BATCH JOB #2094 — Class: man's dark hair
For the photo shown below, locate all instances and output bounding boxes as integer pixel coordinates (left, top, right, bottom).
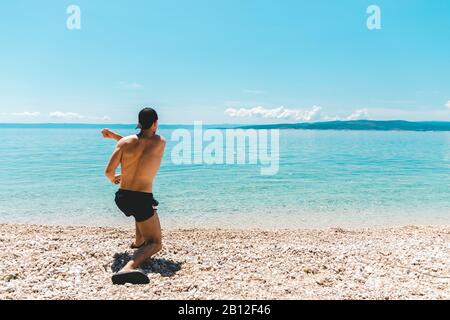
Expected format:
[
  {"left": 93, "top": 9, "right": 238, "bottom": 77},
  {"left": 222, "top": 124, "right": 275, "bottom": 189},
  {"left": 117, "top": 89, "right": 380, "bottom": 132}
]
[{"left": 137, "top": 107, "right": 158, "bottom": 130}]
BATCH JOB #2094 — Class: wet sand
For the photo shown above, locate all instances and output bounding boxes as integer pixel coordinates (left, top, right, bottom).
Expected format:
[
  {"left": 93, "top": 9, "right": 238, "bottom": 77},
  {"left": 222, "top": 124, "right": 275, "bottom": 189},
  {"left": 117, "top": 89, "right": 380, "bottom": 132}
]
[{"left": 0, "top": 224, "right": 449, "bottom": 300}]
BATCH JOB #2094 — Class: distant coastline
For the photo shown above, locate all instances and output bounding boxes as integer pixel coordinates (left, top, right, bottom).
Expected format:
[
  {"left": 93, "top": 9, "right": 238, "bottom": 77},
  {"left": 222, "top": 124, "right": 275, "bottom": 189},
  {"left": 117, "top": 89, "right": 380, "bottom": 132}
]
[
  {"left": 237, "top": 120, "right": 450, "bottom": 132},
  {"left": 3, "top": 120, "right": 450, "bottom": 131}
]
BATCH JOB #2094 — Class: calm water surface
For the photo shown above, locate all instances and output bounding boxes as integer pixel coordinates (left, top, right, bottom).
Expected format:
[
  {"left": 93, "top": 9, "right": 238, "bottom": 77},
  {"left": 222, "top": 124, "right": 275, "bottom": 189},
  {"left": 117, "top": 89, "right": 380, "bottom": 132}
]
[{"left": 1, "top": 125, "right": 450, "bottom": 229}]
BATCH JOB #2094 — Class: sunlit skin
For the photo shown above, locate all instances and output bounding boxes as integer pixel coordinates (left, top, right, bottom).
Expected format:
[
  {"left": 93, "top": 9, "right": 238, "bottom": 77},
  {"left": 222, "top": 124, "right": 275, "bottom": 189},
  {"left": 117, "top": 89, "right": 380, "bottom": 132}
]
[{"left": 103, "top": 124, "right": 166, "bottom": 272}]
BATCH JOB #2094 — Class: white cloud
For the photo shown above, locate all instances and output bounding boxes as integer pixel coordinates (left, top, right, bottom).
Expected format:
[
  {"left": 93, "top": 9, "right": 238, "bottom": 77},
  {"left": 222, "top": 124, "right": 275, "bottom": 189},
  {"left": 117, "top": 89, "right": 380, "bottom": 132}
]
[
  {"left": 11, "top": 111, "right": 41, "bottom": 117},
  {"left": 225, "top": 106, "right": 323, "bottom": 121},
  {"left": 445, "top": 101, "right": 450, "bottom": 109},
  {"left": 345, "top": 109, "right": 369, "bottom": 120},
  {"left": 49, "top": 111, "right": 110, "bottom": 121},
  {"left": 225, "top": 106, "right": 370, "bottom": 122},
  {"left": 49, "top": 112, "right": 84, "bottom": 119}
]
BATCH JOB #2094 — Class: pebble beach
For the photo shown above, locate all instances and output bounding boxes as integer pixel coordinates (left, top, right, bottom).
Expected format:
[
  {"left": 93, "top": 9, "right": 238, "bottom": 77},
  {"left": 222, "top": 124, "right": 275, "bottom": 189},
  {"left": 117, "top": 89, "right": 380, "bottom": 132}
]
[{"left": 0, "top": 224, "right": 449, "bottom": 300}]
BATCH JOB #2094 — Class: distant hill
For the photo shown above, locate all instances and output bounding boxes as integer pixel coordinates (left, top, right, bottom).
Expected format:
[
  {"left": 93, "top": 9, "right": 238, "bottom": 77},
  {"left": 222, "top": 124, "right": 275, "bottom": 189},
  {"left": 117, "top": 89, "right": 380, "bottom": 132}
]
[{"left": 236, "top": 120, "right": 450, "bottom": 131}]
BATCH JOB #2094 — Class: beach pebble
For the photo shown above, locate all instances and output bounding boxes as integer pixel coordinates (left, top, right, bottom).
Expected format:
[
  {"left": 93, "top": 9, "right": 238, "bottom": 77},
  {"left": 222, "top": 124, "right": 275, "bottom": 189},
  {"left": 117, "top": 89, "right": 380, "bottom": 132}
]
[{"left": 0, "top": 224, "right": 449, "bottom": 299}]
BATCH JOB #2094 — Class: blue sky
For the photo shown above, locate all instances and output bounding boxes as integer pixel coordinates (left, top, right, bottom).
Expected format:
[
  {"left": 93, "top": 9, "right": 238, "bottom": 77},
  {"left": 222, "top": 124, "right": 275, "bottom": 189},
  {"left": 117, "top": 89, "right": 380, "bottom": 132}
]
[{"left": 0, "top": 0, "right": 449, "bottom": 124}]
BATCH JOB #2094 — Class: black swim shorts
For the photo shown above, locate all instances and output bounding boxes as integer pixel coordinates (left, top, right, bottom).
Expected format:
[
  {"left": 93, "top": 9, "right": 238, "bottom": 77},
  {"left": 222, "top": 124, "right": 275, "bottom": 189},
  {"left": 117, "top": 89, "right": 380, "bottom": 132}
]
[{"left": 115, "top": 189, "right": 159, "bottom": 222}]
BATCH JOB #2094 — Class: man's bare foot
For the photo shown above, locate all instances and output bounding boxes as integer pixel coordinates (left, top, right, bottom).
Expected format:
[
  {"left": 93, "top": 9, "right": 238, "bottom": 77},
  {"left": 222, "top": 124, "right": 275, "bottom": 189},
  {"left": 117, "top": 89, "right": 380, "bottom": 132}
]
[{"left": 120, "top": 260, "right": 139, "bottom": 273}]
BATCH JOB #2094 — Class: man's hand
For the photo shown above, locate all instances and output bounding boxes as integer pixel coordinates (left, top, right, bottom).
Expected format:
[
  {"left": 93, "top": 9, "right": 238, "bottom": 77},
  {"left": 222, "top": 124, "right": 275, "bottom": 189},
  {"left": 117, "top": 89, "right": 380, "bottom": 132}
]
[
  {"left": 112, "top": 175, "right": 121, "bottom": 185},
  {"left": 102, "top": 129, "right": 124, "bottom": 141},
  {"left": 101, "top": 128, "right": 116, "bottom": 139}
]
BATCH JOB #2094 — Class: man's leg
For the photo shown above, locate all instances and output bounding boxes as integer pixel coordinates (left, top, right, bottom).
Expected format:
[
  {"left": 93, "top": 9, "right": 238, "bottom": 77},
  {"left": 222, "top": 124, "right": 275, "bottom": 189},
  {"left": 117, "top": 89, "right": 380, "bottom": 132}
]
[
  {"left": 133, "top": 221, "right": 144, "bottom": 247},
  {"left": 120, "top": 213, "right": 162, "bottom": 272}
]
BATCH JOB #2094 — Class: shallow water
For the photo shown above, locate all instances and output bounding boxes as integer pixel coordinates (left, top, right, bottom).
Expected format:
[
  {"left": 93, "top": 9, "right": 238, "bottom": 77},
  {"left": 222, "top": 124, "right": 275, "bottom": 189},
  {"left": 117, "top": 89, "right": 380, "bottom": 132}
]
[{"left": 1, "top": 125, "right": 450, "bottom": 229}]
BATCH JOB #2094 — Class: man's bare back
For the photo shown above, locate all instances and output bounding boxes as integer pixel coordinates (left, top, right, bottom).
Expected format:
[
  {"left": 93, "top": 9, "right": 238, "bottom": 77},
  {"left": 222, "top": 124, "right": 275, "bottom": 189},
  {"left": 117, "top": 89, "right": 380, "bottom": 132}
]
[{"left": 117, "top": 133, "right": 165, "bottom": 193}]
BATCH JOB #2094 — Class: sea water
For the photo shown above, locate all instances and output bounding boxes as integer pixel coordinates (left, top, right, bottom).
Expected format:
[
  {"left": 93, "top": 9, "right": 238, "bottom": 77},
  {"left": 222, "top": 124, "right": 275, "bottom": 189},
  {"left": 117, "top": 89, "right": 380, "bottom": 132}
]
[{"left": 1, "top": 124, "right": 449, "bottom": 229}]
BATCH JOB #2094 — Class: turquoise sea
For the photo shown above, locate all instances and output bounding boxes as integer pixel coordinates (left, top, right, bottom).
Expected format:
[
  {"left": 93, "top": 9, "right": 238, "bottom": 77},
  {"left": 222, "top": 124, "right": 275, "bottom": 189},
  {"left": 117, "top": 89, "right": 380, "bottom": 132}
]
[{"left": 1, "top": 124, "right": 450, "bottom": 229}]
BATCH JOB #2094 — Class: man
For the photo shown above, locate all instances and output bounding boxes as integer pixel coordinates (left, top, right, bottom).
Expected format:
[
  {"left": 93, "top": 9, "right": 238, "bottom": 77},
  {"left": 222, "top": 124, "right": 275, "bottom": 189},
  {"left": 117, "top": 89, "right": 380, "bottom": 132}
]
[{"left": 103, "top": 107, "right": 166, "bottom": 285}]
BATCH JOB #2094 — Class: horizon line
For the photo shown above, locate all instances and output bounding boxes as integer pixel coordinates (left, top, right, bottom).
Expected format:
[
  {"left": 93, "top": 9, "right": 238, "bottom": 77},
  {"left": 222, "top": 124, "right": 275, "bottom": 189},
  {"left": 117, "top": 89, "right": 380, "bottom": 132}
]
[{"left": 2, "top": 119, "right": 450, "bottom": 126}]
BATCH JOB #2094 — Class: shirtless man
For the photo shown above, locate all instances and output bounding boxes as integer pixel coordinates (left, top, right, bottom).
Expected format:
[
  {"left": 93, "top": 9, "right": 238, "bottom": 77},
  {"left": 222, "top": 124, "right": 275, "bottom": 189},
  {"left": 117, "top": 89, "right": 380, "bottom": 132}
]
[{"left": 102, "top": 107, "right": 166, "bottom": 285}]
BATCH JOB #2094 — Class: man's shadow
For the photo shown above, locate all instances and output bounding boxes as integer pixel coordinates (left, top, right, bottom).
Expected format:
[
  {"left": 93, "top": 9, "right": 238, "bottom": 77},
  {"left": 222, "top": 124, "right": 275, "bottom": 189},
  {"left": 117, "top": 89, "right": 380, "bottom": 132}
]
[{"left": 111, "top": 252, "right": 183, "bottom": 277}]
